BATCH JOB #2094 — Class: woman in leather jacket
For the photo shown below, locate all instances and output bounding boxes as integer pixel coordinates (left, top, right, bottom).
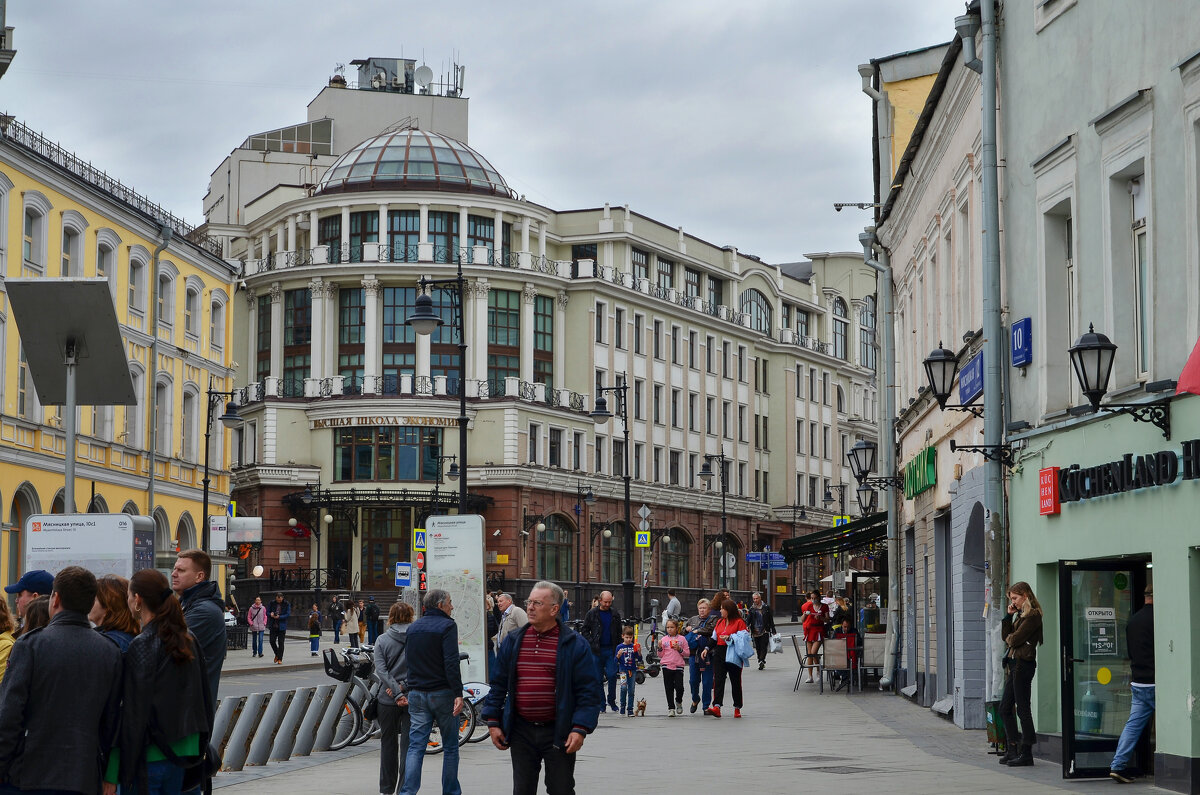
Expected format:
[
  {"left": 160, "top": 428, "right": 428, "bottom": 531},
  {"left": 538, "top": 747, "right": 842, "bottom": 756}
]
[
  {"left": 104, "top": 568, "right": 212, "bottom": 795},
  {"left": 997, "top": 581, "right": 1043, "bottom": 767}
]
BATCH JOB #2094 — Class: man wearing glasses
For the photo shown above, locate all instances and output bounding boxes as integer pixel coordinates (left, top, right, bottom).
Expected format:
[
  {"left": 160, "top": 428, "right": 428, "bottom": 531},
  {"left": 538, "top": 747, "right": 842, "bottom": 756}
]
[{"left": 482, "top": 582, "right": 603, "bottom": 795}]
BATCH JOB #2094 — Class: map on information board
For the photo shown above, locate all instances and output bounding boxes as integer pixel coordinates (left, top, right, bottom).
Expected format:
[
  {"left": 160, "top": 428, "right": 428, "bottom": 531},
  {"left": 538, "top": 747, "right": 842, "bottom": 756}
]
[{"left": 425, "top": 515, "right": 487, "bottom": 683}]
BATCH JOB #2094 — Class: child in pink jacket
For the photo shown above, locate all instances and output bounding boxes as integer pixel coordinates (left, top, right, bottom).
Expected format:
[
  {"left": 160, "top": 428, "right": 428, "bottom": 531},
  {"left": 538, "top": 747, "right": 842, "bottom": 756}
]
[{"left": 659, "top": 619, "right": 691, "bottom": 716}]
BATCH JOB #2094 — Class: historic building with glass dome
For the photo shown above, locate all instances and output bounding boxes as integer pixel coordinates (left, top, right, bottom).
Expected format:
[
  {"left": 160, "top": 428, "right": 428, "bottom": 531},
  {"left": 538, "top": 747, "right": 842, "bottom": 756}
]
[{"left": 198, "top": 57, "right": 880, "bottom": 611}]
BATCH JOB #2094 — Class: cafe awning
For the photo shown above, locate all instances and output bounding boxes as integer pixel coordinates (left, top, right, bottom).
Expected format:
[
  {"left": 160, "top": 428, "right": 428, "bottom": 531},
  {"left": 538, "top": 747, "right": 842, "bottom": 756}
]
[{"left": 780, "top": 512, "right": 888, "bottom": 562}]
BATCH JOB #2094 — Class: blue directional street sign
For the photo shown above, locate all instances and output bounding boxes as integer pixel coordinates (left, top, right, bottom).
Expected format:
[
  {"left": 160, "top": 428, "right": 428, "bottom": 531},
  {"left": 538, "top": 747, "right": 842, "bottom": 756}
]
[
  {"left": 412, "top": 530, "right": 427, "bottom": 552},
  {"left": 767, "top": 553, "right": 786, "bottom": 561},
  {"left": 745, "top": 552, "right": 765, "bottom": 562},
  {"left": 395, "top": 562, "right": 412, "bottom": 587},
  {"left": 765, "top": 561, "right": 790, "bottom": 570}
]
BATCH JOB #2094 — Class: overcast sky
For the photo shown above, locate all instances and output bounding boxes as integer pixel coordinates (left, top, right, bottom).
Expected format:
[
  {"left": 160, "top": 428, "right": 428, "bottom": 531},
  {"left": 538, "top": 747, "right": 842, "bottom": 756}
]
[{"left": 3, "top": 1, "right": 965, "bottom": 264}]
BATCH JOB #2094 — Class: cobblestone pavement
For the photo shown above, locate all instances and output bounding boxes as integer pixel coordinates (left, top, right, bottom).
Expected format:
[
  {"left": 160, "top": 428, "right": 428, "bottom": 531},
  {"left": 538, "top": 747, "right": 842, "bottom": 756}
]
[{"left": 213, "top": 630, "right": 1159, "bottom": 794}]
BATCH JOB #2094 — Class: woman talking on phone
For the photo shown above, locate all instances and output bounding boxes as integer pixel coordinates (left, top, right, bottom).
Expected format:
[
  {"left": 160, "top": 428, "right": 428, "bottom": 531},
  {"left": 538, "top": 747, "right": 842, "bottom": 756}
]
[
  {"left": 799, "top": 590, "right": 826, "bottom": 684},
  {"left": 998, "top": 581, "right": 1043, "bottom": 767}
]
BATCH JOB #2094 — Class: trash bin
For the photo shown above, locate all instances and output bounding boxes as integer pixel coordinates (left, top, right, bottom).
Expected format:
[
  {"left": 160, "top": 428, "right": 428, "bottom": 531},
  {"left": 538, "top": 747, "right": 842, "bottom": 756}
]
[
  {"left": 985, "top": 700, "right": 1006, "bottom": 749},
  {"left": 226, "top": 625, "right": 248, "bottom": 651}
]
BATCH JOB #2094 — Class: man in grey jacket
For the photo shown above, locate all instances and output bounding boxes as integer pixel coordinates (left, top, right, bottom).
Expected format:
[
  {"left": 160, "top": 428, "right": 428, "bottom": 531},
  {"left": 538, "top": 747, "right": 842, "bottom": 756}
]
[
  {"left": 0, "top": 565, "right": 122, "bottom": 795},
  {"left": 494, "top": 593, "right": 527, "bottom": 647}
]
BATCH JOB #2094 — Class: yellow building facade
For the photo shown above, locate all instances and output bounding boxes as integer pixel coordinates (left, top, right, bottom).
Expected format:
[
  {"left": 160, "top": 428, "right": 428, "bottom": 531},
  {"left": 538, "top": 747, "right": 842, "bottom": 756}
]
[{"left": 0, "top": 117, "right": 238, "bottom": 584}]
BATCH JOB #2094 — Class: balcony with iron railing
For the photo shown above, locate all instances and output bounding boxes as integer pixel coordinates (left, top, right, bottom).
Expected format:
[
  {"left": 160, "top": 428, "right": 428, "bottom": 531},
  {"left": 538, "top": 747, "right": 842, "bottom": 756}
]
[{"left": 233, "top": 373, "right": 590, "bottom": 414}]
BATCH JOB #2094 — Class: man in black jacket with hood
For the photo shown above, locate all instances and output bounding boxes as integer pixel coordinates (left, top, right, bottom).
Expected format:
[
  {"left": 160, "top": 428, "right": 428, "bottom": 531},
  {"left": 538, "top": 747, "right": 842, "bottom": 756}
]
[
  {"left": 1110, "top": 584, "right": 1154, "bottom": 783},
  {"left": 172, "top": 549, "right": 226, "bottom": 712}
]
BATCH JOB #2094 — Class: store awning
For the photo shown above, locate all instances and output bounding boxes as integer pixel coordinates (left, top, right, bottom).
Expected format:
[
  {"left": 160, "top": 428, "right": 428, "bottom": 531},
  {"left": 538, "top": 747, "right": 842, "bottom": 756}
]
[{"left": 780, "top": 512, "right": 888, "bottom": 562}]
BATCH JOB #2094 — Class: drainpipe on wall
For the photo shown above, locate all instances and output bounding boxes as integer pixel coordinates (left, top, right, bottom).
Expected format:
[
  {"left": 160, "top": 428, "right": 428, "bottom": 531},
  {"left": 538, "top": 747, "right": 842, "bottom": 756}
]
[
  {"left": 146, "top": 224, "right": 172, "bottom": 520},
  {"left": 958, "top": 2, "right": 1007, "bottom": 701},
  {"left": 861, "top": 229, "right": 900, "bottom": 689}
]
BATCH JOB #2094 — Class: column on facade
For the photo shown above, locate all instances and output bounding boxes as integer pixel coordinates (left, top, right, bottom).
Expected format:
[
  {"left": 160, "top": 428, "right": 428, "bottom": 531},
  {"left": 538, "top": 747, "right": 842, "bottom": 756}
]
[
  {"left": 520, "top": 216, "right": 530, "bottom": 255},
  {"left": 309, "top": 278, "right": 325, "bottom": 381},
  {"left": 493, "top": 209, "right": 503, "bottom": 264},
  {"left": 324, "top": 283, "right": 337, "bottom": 383},
  {"left": 340, "top": 206, "right": 351, "bottom": 259},
  {"left": 459, "top": 206, "right": 470, "bottom": 262},
  {"left": 269, "top": 282, "right": 283, "bottom": 378},
  {"left": 822, "top": 288, "right": 837, "bottom": 345},
  {"left": 275, "top": 223, "right": 285, "bottom": 260},
  {"left": 246, "top": 290, "right": 258, "bottom": 382},
  {"left": 286, "top": 215, "right": 297, "bottom": 254},
  {"left": 308, "top": 210, "right": 319, "bottom": 254},
  {"left": 261, "top": 231, "right": 270, "bottom": 266},
  {"left": 377, "top": 203, "right": 389, "bottom": 259},
  {"left": 520, "top": 283, "right": 536, "bottom": 382},
  {"left": 473, "top": 280, "right": 490, "bottom": 385},
  {"left": 554, "top": 290, "right": 568, "bottom": 387},
  {"left": 537, "top": 221, "right": 546, "bottom": 258},
  {"left": 418, "top": 203, "right": 430, "bottom": 261},
  {"left": 363, "top": 277, "right": 380, "bottom": 392}
]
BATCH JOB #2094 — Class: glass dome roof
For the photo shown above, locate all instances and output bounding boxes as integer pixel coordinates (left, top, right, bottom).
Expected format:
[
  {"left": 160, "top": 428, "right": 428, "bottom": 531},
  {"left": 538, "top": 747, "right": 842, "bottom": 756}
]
[{"left": 316, "top": 129, "right": 514, "bottom": 198}]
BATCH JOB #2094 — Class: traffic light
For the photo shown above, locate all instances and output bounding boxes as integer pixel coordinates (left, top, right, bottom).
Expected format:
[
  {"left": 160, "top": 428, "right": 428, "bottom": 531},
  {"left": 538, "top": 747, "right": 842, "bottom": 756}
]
[{"left": 418, "top": 570, "right": 428, "bottom": 592}]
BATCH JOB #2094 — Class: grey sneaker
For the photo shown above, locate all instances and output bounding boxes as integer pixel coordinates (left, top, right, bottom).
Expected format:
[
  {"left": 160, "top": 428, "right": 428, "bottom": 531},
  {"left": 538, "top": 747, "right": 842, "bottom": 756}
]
[{"left": 1109, "top": 770, "right": 1135, "bottom": 784}]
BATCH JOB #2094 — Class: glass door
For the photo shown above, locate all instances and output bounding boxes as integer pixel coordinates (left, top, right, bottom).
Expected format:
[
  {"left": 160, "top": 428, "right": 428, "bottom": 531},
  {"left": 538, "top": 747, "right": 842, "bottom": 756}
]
[
  {"left": 1058, "top": 560, "right": 1146, "bottom": 778},
  {"left": 362, "top": 508, "right": 411, "bottom": 590}
]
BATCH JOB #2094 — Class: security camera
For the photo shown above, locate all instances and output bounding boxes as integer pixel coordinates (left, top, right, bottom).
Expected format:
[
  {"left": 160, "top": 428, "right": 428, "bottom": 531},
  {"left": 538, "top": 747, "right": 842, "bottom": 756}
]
[
  {"left": 492, "top": 529, "right": 501, "bottom": 537},
  {"left": 834, "top": 205, "right": 843, "bottom": 212}
]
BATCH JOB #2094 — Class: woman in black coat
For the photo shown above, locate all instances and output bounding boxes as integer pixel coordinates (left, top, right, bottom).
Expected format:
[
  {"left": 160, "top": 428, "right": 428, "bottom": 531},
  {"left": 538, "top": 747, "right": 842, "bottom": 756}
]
[{"left": 997, "top": 581, "right": 1044, "bottom": 767}]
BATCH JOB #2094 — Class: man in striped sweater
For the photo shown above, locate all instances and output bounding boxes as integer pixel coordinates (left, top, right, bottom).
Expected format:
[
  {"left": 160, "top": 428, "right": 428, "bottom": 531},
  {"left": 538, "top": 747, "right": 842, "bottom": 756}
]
[{"left": 482, "top": 581, "right": 603, "bottom": 794}]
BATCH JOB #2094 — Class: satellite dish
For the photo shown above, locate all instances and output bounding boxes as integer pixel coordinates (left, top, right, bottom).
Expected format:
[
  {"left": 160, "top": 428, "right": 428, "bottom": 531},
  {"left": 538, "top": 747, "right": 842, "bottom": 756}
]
[
  {"left": 414, "top": 65, "right": 433, "bottom": 88},
  {"left": 371, "top": 73, "right": 385, "bottom": 89}
]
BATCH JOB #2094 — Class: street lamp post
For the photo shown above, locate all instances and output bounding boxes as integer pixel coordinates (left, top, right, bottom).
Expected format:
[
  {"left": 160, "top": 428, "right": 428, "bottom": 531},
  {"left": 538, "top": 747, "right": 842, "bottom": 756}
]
[
  {"left": 698, "top": 451, "right": 730, "bottom": 590},
  {"left": 790, "top": 501, "right": 806, "bottom": 621},
  {"left": 590, "top": 374, "right": 634, "bottom": 619},
  {"left": 201, "top": 376, "right": 242, "bottom": 552},
  {"left": 573, "top": 482, "right": 596, "bottom": 611},
  {"left": 406, "top": 263, "right": 469, "bottom": 512}
]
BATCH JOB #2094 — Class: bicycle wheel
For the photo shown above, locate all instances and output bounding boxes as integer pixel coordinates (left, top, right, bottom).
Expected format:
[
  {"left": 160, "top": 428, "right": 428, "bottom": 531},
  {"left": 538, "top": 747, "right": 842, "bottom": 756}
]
[
  {"left": 329, "top": 696, "right": 363, "bottom": 751},
  {"left": 465, "top": 701, "right": 488, "bottom": 743},
  {"left": 423, "top": 702, "right": 477, "bottom": 754}
]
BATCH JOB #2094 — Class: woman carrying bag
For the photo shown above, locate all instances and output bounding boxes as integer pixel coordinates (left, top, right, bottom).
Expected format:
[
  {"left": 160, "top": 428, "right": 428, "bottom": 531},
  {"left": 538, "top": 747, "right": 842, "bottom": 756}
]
[
  {"left": 105, "top": 568, "right": 213, "bottom": 795},
  {"left": 374, "top": 601, "right": 415, "bottom": 795},
  {"left": 998, "top": 581, "right": 1043, "bottom": 767}
]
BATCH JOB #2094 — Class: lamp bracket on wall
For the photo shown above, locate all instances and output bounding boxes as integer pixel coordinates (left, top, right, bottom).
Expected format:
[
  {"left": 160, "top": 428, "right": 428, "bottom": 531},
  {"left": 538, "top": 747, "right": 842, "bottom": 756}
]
[{"left": 949, "top": 439, "right": 1015, "bottom": 467}]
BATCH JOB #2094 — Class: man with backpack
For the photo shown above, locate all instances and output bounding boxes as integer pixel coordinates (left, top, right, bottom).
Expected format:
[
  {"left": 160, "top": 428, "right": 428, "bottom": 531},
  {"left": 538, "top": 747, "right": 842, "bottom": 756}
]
[
  {"left": 747, "top": 592, "right": 777, "bottom": 670},
  {"left": 365, "top": 596, "right": 381, "bottom": 644}
]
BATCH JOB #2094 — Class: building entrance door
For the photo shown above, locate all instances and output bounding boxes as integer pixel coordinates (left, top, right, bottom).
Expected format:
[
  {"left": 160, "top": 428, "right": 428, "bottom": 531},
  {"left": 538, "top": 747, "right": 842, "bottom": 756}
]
[
  {"left": 362, "top": 508, "right": 411, "bottom": 590},
  {"left": 1058, "top": 559, "right": 1147, "bottom": 778}
]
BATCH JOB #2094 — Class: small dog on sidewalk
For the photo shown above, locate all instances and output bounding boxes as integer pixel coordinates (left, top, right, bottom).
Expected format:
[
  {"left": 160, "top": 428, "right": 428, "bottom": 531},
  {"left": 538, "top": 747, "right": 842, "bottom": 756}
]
[{"left": 633, "top": 698, "right": 646, "bottom": 717}]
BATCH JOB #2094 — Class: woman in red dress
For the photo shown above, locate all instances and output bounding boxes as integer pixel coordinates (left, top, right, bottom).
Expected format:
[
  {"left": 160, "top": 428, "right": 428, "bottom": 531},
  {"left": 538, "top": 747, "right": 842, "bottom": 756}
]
[{"left": 800, "top": 590, "right": 827, "bottom": 684}]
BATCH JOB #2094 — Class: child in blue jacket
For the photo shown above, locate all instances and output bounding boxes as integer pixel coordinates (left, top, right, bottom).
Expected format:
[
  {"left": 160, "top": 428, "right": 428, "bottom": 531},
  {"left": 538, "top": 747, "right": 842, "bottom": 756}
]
[{"left": 615, "top": 627, "right": 643, "bottom": 716}]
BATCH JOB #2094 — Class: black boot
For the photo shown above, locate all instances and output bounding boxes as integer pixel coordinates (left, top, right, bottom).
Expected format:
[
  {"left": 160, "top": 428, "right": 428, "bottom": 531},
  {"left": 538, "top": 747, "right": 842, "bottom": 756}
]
[
  {"left": 1007, "top": 745, "right": 1034, "bottom": 767},
  {"left": 997, "top": 745, "right": 1019, "bottom": 765}
]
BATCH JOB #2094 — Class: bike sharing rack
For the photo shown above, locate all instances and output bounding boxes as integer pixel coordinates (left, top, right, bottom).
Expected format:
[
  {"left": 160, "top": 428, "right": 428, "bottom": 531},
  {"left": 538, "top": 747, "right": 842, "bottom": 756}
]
[{"left": 213, "top": 682, "right": 350, "bottom": 772}]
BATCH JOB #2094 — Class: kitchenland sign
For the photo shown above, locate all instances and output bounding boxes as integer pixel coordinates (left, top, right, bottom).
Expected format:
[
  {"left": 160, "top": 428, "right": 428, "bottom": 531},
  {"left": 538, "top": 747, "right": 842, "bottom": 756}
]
[{"left": 1039, "top": 439, "right": 1200, "bottom": 515}]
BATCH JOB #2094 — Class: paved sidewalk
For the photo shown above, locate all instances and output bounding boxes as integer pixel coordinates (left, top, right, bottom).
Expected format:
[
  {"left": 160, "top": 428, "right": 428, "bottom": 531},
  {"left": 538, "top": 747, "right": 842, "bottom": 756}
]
[
  {"left": 222, "top": 631, "right": 359, "bottom": 675},
  {"left": 211, "top": 629, "right": 1154, "bottom": 795}
]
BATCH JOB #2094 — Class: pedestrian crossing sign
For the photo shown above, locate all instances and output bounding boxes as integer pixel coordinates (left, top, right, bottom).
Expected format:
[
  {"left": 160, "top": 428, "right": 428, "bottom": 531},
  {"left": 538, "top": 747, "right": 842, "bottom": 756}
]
[
  {"left": 413, "top": 529, "right": 427, "bottom": 552},
  {"left": 635, "top": 530, "right": 650, "bottom": 548}
]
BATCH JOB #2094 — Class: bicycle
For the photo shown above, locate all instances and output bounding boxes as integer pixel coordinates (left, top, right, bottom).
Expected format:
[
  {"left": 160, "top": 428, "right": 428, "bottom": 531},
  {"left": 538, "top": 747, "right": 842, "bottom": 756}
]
[
  {"left": 322, "top": 645, "right": 380, "bottom": 751},
  {"left": 623, "top": 615, "right": 663, "bottom": 677},
  {"left": 423, "top": 653, "right": 478, "bottom": 754}
]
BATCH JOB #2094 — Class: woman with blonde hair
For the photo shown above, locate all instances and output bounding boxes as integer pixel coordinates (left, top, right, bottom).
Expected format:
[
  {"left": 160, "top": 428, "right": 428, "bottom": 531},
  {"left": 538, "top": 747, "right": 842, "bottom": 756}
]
[
  {"left": 0, "top": 598, "right": 15, "bottom": 683},
  {"left": 998, "top": 581, "right": 1043, "bottom": 767}
]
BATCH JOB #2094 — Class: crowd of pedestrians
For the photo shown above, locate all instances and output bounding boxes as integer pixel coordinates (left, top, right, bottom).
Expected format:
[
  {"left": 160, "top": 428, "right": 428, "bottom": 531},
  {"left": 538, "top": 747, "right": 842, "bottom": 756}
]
[{"left": 0, "top": 550, "right": 227, "bottom": 795}]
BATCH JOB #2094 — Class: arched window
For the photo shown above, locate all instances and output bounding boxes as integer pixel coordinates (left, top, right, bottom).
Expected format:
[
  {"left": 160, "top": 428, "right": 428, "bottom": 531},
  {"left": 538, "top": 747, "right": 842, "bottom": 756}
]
[
  {"left": 537, "top": 514, "right": 575, "bottom": 582},
  {"left": 87, "top": 495, "right": 108, "bottom": 513},
  {"left": 96, "top": 228, "right": 121, "bottom": 298},
  {"left": 837, "top": 385, "right": 846, "bottom": 413},
  {"left": 184, "top": 284, "right": 201, "bottom": 336},
  {"left": 128, "top": 246, "right": 150, "bottom": 317},
  {"left": 123, "top": 363, "right": 144, "bottom": 448},
  {"left": 601, "top": 521, "right": 628, "bottom": 584},
  {"left": 157, "top": 273, "right": 175, "bottom": 326},
  {"left": 860, "top": 295, "right": 877, "bottom": 370},
  {"left": 832, "top": 297, "right": 849, "bottom": 360},
  {"left": 22, "top": 191, "right": 51, "bottom": 275},
  {"left": 740, "top": 289, "right": 772, "bottom": 334},
  {"left": 210, "top": 290, "right": 228, "bottom": 352},
  {"left": 176, "top": 513, "right": 197, "bottom": 552},
  {"left": 8, "top": 484, "right": 40, "bottom": 592},
  {"left": 658, "top": 528, "right": 691, "bottom": 587},
  {"left": 154, "top": 508, "right": 172, "bottom": 568},
  {"left": 60, "top": 210, "right": 87, "bottom": 278},
  {"left": 155, "top": 378, "right": 171, "bottom": 455},
  {"left": 180, "top": 388, "right": 198, "bottom": 461}
]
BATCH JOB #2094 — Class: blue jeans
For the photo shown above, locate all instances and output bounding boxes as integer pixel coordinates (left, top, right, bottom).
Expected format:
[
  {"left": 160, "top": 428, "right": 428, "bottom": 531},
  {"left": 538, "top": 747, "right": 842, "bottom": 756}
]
[
  {"left": 619, "top": 672, "right": 637, "bottom": 713},
  {"left": 594, "top": 648, "right": 618, "bottom": 707},
  {"left": 689, "top": 655, "right": 714, "bottom": 708},
  {"left": 251, "top": 630, "right": 264, "bottom": 656},
  {"left": 310, "top": 636, "right": 320, "bottom": 652},
  {"left": 333, "top": 619, "right": 343, "bottom": 644},
  {"left": 368, "top": 619, "right": 380, "bottom": 644},
  {"left": 1111, "top": 685, "right": 1155, "bottom": 771},
  {"left": 124, "top": 759, "right": 186, "bottom": 795},
  {"left": 400, "top": 689, "right": 461, "bottom": 795}
]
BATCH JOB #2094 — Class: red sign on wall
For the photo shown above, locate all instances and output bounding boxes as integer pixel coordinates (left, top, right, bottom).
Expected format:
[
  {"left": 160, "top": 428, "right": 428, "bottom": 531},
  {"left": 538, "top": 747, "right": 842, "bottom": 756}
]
[{"left": 1039, "top": 467, "right": 1061, "bottom": 516}]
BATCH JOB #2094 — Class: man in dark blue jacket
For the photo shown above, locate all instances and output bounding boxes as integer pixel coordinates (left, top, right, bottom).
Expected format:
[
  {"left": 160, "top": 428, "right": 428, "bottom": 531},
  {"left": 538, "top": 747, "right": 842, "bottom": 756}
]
[
  {"left": 172, "top": 549, "right": 226, "bottom": 708},
  {"left": 400, "top": 589, "right": 463, "bottom": 795},
  {"left": 267, "top": 592, "right": 291, "bottom": 664},
  {"left": 482, "top": 581, "right": 603, "bottom": 795},
  {"left": 1110, "top": 585, "right": 1154, "bottom": 783}
]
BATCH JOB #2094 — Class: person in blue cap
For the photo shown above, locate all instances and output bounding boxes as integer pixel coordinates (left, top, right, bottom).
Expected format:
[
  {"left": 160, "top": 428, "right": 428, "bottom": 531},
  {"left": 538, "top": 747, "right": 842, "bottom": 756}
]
[{"left": 3, "top": 569, "right": 54, "bottom": 628}]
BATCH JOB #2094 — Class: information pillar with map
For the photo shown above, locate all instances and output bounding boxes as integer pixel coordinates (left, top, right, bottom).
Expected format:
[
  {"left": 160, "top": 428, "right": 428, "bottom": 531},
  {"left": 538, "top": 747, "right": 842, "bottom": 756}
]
[{"left": 423, "top": 515, "right": 488, "bottom": 683}]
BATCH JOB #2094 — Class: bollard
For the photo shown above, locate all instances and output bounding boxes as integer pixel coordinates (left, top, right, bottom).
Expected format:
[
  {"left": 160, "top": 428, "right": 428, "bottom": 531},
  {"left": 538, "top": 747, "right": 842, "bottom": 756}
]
[
  {"left": 313, "top": 681, "right": 352, "bottom": 752},
  {"left": 221, "top": 691, "right": 270, "bottom": 772},
  {"left": 245, "top": 689, "right": 294, "bottom": 766},
  {"left": 269, "top": 687, "right": 314, "bottom": 762},
  {"left": 211, "top": 695, "right": 245, "bottom": 757},
  {"left": 292, "top": 684, "right": 336, "bottom": 757}
]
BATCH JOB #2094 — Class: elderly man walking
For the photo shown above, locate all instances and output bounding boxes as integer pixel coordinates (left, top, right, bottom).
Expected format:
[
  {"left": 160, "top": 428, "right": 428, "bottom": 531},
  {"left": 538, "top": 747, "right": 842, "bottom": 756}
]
[
  {"left": 494, "top": 593, "right": 527, "bottom": 647},
  {"left": 482, "top": 581, "right": 603, "bottom": 795},
  {"left": 400, "top": 589, "right": 464, "bottom": 795},
  {"left": 580, "top": 590, "right": 623, "bottom": 712}
]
